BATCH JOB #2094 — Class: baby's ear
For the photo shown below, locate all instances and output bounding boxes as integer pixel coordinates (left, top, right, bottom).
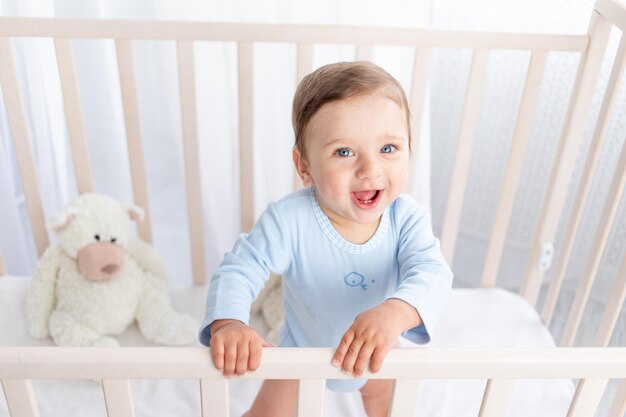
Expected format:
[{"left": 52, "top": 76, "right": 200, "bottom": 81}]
[
  {"left": 127, "top": 204, "right": 145, "bottom": 222},
  {"left": 47, "top": 207, "right": 79, "bottom": 233},
  {"left": 292, "top": 148, "right": 312, "bottom": 187}
]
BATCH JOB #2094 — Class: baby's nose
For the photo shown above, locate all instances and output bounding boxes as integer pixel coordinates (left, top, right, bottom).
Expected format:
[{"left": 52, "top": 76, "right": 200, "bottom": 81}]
[{"left": 356, "top": 157, "right": 383, "bottom": 179}]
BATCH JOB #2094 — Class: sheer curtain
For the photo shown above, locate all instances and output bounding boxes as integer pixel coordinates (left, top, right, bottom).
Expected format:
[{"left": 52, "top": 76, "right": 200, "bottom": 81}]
[{"left": 0, "top": 0, "right": 432, "bottom": 282}]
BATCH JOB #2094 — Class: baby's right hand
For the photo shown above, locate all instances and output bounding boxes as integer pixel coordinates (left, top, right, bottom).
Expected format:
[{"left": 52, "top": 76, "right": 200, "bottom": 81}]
[{"left": 209, "top": 319, "right": 271, "bottom": 377}]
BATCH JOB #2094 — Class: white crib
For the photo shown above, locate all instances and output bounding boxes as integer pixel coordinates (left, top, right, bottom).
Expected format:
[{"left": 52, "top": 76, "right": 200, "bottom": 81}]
[{"left": 1, "top": 0, "right": 626, "bottom": 416}]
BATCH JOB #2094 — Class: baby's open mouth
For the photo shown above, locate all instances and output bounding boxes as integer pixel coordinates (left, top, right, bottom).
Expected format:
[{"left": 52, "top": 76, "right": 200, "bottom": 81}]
[{"left": 352, "top": 190, "right": 381, "bottom": 207}]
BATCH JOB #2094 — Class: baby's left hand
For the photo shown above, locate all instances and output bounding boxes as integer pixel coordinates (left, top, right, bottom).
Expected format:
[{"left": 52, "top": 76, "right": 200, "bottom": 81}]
[{"left": 332, "top": 299, "right": 422, "bottom": 377}]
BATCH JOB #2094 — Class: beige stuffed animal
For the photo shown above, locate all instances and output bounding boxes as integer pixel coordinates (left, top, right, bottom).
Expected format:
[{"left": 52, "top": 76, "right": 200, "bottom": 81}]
[
  {"left": 26, "top": 193, "right": 198, "bottom": 347},
  {"left": 251, "top": 273, "right": 284, "bottom": 345}
]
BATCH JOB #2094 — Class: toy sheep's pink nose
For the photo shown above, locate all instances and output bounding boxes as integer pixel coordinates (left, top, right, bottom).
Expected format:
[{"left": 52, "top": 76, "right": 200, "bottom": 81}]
[
  {"left": 77, "top": 242, "right": 125, "bottom": 282},
  {"left": 102, "top": 264, "right": 119, "bottom": 275}
]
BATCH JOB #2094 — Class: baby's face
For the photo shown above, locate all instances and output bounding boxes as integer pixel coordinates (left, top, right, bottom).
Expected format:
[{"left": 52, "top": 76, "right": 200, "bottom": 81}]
[{"left": 296, "top": 93, "right": 409, "bottom": 234}]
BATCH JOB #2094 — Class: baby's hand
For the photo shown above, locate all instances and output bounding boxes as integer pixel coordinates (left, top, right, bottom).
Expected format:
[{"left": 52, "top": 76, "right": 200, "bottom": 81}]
[
  {"left": 332, "top": 299, "right": 421, "bottom": 377},
  {"left": 209, "top": 319, "right": 272, "bottom": 377}
]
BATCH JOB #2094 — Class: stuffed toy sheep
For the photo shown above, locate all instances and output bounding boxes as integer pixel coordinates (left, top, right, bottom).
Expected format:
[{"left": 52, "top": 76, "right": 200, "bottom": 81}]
[
  {"left": 26, "top": 193, "right": 198, "bottom": 347},
  {"left": 251, "top": 273, "right": 284, "bottom": 345}
]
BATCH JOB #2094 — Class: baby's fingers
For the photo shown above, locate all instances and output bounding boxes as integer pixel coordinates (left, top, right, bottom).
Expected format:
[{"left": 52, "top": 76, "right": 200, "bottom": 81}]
[
  {"left": 222, "top": 342, "right": 238, "bottom": 376},
  {"left": 369, "top": 346, "right": 389, "bottom": 373},
  {"left": 352, "top": 343, "right": 375, "bottom": 377},
  {"left": 234, "top": 340, "right": 250, "bottom": 376},
  {"left": 332, "top": 331, "right": 354, "bottom": 368},
  {"left": 210, "top": 340, "right": 225, "bottom": 371},
  {"left": 248, "top": 339, "right": 264, "bottom": 372}
]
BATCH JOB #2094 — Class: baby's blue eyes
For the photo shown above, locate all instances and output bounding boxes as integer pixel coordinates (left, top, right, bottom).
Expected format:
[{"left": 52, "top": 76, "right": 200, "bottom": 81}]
[
  {"left": 334, "top": 145, "right": 397, "bottom": 157},
  {"left": 335, "top": 148, "right": 354, "bottom": 157}
]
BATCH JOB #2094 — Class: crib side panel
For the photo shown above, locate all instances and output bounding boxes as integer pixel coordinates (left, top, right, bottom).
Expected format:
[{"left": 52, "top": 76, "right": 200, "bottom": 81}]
[
  {"left": 518, "top": 11, "right": 612, "bottom": 306},
  {"left": 536, "top": 13, "right": 626, "bottom": 346}
]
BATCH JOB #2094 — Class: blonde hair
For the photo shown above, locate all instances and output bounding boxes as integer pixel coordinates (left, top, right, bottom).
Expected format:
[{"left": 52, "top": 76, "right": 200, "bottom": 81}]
[{"left": 292, "top": 61, "right": 411, "bottom": 158}]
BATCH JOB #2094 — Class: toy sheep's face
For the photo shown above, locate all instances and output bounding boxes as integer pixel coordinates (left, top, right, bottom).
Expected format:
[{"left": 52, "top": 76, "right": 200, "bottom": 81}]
[{"left": 49, "top": 193, "right": 144, "bottom": 282}]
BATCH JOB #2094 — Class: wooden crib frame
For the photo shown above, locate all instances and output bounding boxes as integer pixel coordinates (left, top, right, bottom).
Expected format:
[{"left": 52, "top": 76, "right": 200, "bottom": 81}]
[{"left": 1, "top": 0, "right": 626, "bottom": 415}]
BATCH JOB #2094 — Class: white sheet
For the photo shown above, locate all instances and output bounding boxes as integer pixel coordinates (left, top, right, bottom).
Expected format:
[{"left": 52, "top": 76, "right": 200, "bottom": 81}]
[{"left": 0, "top": 275, "right": 574, "bottom": 417}]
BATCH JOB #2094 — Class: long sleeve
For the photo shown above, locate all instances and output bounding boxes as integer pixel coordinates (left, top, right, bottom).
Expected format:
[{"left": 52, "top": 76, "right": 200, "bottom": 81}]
[
  {"left": 199, "top": 204, "right": 291, "bottom": 345},
  {"left": 388, "top": 198, "right": 453, "bottom": 344}
]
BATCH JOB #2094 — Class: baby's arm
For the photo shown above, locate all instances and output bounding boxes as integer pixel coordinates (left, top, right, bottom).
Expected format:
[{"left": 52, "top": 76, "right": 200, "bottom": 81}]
[
  {"left": 203, "top": 204, "right": 290, "bottom": 376},
  {"left": 209, "top": 319, "right": 272, "bottom": 377},
  {"left": 331, "top": 299, "right": 422, "bottom": 377}
]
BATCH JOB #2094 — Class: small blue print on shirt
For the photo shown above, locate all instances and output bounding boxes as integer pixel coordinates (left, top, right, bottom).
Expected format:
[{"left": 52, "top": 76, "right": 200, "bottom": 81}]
[{"left": 343, "top": 272, "right": 375, "bottom": 291}]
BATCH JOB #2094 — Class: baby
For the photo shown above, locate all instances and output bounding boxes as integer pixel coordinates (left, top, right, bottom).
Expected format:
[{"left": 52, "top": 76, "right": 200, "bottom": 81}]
[{"left": 200, "top": 61, "right": 453, "bottom": 417}]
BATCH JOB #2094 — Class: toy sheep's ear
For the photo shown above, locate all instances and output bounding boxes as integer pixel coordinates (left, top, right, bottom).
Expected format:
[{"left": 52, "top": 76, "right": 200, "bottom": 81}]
[
  {"left": 47, "top": 207, "right": 79, "bottom": 232},
  {"left": 127, "top": 204, "right": 145, "bottom": 222}
]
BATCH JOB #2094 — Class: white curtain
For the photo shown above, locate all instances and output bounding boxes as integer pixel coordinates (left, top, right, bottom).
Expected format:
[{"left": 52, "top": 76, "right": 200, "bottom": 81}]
[{"left": 0, "top": 0, "right": 432, "bottom": 282}]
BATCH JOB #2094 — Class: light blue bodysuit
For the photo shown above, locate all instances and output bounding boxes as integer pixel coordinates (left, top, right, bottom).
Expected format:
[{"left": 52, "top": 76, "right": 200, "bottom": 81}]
[{"left": 200, "top": 186, "right": 453, "bottom": 391}]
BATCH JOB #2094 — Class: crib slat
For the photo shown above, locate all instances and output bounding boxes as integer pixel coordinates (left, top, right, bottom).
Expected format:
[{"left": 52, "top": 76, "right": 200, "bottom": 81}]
[
  {"left": 560, "top": 126, "right": 626, "bottom": 347},
  {"left": 297, "top": 43, "right": 314, "bottom": 83},
  {"left": 297, "top": 379, "right": 325, "bottom": 417},
  {"left": 200, "top": 379, "right": 228, "bottom": 417},
  {"left": 238, "top": 42, "right": 255, "bottom": 233},
  {"left": 519, "top": 12, "right": 612, "bottom": 306},
  {"left": 389, "top": 379, "right": 420, "bottom": 417},
  {"left": 1, "top": 380, "right": 40, "bottom": 417},
  {"left": 478, "top": 379, "right": 515, "bottom": 417},
  {"left": 115, "top": 39, "right": 153, "bottom": 243},
  {"left": 102, "top": 379, "right": 135, "bottom": 417},
  {"left": 54, "top": 38, "right": 94, "bottom": 194},
  {"left": 177, "top": 40, "right": 207, "bottom": 286},
  {"left": 406, "top": 47, "right": 432, "bottom": 195},
  {"left": 480, "top": 51, "right": 547, "bottom": 288},
  {"left": 566, "top": 379, "right": 608, "bottom": 417},
  {"left": 0, "top": 38, "right": 49, "bottom": 257},
  {"left": 594, "top": 253, "right": 626, "bottom": 347},
  {"left": 543, "top": 33, "right": 626, "bottom": 326},
  {"left": 607, "top": 379, "right": 626, "bottom": 417},
  {"left": 0, "top": 251, "right": 5, "bottom": 276},
  {"left": 356, "top": 45, "right": 372, "bottom": 61},
  {"left": 440, "top": 49, "right": 490, "bottom": 262}
]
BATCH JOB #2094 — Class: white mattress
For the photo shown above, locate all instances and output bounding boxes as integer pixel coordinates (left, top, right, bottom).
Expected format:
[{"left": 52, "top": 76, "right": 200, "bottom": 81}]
[{"left": 0, "top": 275, "right": 574, "bottom": 417}]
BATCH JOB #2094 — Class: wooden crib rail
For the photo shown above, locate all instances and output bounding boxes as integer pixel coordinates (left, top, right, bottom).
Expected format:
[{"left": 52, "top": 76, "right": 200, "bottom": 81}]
[
  {"left": 541, "top": 31, "right": 626, "bottom": 328},
  {"left": 0, "top": 18, "right": 589, "bottom": 49},
  {"left": 1, "top": 347, "right": 626, "bottom": 417},
  {"left": 3, "top": 347, "right": 626, "bottom": 380}
]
